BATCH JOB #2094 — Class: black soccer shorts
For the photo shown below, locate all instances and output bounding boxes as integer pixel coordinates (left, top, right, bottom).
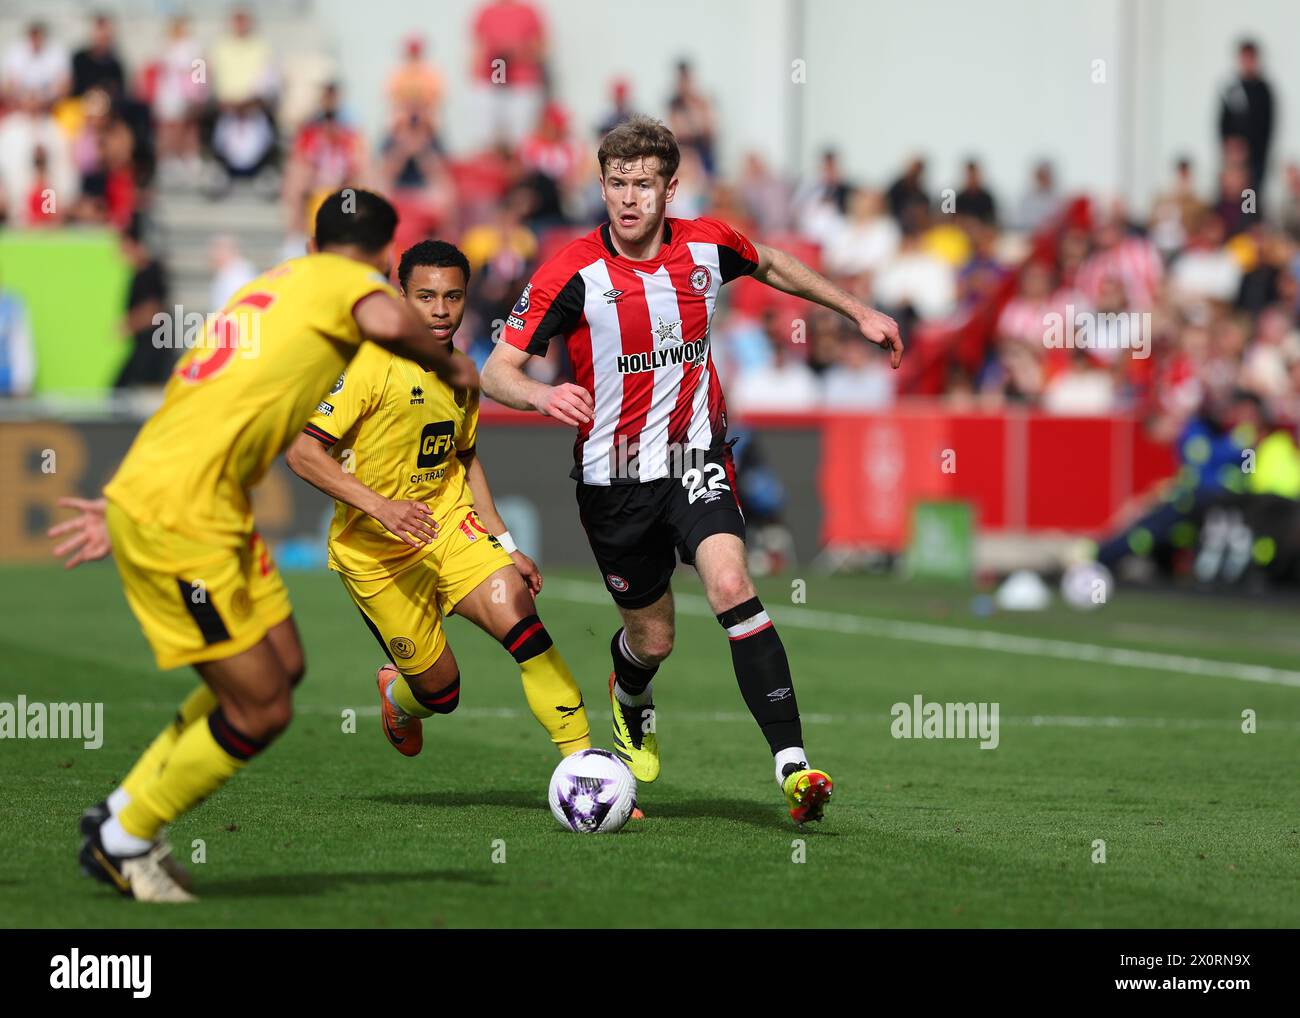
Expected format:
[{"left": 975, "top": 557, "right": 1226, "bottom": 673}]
[{"left": 575, "top": 444, "right": 746, "bottom": 609}]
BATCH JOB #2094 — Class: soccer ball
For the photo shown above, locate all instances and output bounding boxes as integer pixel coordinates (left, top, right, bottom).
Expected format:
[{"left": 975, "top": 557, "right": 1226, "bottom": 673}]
[{"left": 548, "top": 749, "right": 637, "bottom": 834}]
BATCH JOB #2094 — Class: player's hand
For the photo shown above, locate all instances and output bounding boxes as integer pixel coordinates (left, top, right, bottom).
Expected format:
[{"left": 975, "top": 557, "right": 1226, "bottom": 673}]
[
  {"left": 510, "top": 550, "right": 542, "bottom": 596},
  {"left": 47, "top": 496, "right": 112, "bottom": 570},
  {"left": 532, "top": 382, "right": 593, "bottom": 426},
  {"left": 856, "top": 306, "right": 904, "bottom": 368},
  {"left": 375, "top": 499, "right": 439, "bottom": 548}
]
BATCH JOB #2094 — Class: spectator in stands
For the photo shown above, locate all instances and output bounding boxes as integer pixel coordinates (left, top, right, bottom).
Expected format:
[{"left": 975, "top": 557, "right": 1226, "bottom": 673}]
[
  {"left": 1211, "top": 157, "right": 1260, "bottom": 237},
  {"left": 1169, "top": 214, "right": 1240, "bottom": 309},
  {"left": 378, "top": 107, "right": 454, "bottom": 224},
  {"left": 470, "top": 0, "right": 548, "bottom": 148},
  {"left": 667, "top": 60, "right": 716, "bottom": 177},
  {"left": 1076, "top": 207, "right": 1162, "bottom": 310},
  {"left": 386, "top": 34, "right": 444, "bottom": 138},
  {"left": 1013, "top": 159, "right": 1060, "bottom": 233},
  {"left": 738, "top": 151, "right": 789, "bottom": 234},
  {"left": 210, "top": 7, "right": 276, "bottom": 109},
  {"left": 25, "top": 145, "right": 60, "bottom": 227},
  {"left": 209, "top": 99, "right": 278, "bottom": 195},
  {"left": 208, "top": 235, "right": 257, "bottom": 313},
  {"left": 822, "top": 334, "right": 894, "bottom": 409},
  {"left": 730, "top": 312, "right": 819, "bottom": 414},
  {"left": 805, "top": 310, "right": 843, "bottom": 376},
  {"left": 283, "top": 82, "right": 366, "bottom": 234},
  {"left": 955, "top": 158, "right": 997, "bottom": 225},
  {"left": 823, "top": 187, "right": 899, "bottom": 277},
  {"left": 71, "top": 12, "right": 125, "bottom": 98},
  {"left": 980, "top": 334, "right": 1044, "bottom": 405},
  {"left": 596, "top": 78, "right": 635, "bottom": 138},
  {"left": 794, "top": 148, "right": 853, "bottom": 245},
  {"left": 956, "top": 221, "right": 1007, "bottom": 310},
  {"left": 519, "top": 102, "right": 585, "bottom": 226},
  {"left": 886, "top": 156, "right": 930, "bottom": 226},
  {"left": 1218, "top": 39, "right": 1274, "bottom": 200},
  {"left": 2, "top": 21, "right": 69, "bottom": 110},
  {"left": 461, "top": 185, "right": 538, "bottom": 275},
  {"left": 0, "top": 275, "right": 35, "bottom": 397},
  {"left": 1281, "top": 162, "right": 1300, "bottom": 242},
  {"left": 874, "top": 220, "right": 956, "bottom": 322},
  {"left": 153, "top": 16, "right": 207, "bottom": 181},
  {"left": 0, "top": 88, "right": 76, "bottom": 227},
  {"left": 1237, "top": 229, "right": 1290, "bottom": 316},
  {"left": 114, "top": 219, "right": 172, "bottom": 389},
  {"left": 69, "top": 87, "right": 137, "bottom": 227},
  {"left": 997, "top": 260, "right": 1056, "bottom": 345}
]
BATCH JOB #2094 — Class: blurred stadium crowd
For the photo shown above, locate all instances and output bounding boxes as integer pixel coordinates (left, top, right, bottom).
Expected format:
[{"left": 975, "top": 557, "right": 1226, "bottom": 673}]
[{"left": 1, "top": 4, "right": 1299, "bottom": 464}]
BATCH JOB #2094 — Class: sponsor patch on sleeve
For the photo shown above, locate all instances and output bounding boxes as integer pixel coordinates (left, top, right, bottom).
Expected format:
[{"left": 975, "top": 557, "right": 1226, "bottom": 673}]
[
  {"left": 316, "top": 401, "right": 334, "bottom": 416},
  {"left": 506, "top": 314, "right": 526, "bottom": 331}
]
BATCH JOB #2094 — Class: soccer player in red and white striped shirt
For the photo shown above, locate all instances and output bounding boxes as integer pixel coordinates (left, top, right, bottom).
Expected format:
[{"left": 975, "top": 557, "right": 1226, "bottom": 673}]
[{"left": 483, "top": 116, "right": 902, "bottom": 824}]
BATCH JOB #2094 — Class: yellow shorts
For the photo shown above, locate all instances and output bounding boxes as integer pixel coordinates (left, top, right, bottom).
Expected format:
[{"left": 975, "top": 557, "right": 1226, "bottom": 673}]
[
  {"left": 106, "top": 500, "right": 293, "bottom": 671},
  {"left": 338, "top": 507, "right": 514, "bottom": 675}
]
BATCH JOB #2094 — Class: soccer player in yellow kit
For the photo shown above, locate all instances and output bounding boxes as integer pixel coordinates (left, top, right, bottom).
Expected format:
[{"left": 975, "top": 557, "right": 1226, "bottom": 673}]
[
  {"left": 48, "top": 190, "right": 475, "bottom": 903},
  {"left": 285, "top": 240, "right": 591, "bottom": 760}
]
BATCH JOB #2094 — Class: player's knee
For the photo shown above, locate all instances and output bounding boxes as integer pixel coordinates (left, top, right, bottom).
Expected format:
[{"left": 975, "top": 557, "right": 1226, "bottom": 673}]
[
  {"left": 709, "top": 568, "right": 754, "bottom": 612},
  {"left": 221, "top": 691, "right": 292, "bottom": 744},
  {"left": 629, "top": 626, "right": 674, "bottom": 664},
  {"left": 256, "top": 693, "right": 294, "bottom": 739}
]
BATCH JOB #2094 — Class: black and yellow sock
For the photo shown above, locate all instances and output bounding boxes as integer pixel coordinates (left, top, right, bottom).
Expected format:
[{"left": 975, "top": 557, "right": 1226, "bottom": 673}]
[
  {"left": 504, "top": 615, "right": 591, "bottom": 755},
  {"left": 118, "top": 708, "right": 268, "bottom": 841},
  {"left": 119, "top": 683, "right": 219, "bottom": 804},
  {"left": 388, "top": 671, "right": 460, "bottom": 717}
]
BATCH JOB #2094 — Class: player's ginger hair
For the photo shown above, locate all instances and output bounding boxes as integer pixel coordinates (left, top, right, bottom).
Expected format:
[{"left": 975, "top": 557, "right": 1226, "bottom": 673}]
[{"left": 597, "top": 115, "right": 681, "bottom": 182}]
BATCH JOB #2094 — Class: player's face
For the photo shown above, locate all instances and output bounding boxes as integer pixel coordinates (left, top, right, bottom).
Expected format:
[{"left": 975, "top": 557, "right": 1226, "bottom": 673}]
[
  {"left": 402, "top": 265, "right": 467, "bottom": 346},
  {"left": 601, "top": 157, "right": 677, "bottom": 249}
]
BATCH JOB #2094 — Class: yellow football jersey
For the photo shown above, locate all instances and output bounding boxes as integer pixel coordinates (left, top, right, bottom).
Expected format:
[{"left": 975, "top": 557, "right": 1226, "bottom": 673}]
[
  {"left": 105, "top": 253, "right": 399, "bottom": 550},
  {"left": 301, "top": 340, "right": 478, "bottom": 579}
]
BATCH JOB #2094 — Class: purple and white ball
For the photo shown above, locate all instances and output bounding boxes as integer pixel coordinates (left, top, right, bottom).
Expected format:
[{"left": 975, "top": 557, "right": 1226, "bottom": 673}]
[{"left": 548, "top": 749, "right": 637, "bottom": 834}]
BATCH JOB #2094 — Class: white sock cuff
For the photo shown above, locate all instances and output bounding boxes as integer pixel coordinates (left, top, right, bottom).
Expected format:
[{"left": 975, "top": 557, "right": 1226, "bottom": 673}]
[
  {"left": 618, "top": 629, "right": 654, "bottom": 670},
  {"left": 774, "top": 746, "right": 808, "bottom": 785}
]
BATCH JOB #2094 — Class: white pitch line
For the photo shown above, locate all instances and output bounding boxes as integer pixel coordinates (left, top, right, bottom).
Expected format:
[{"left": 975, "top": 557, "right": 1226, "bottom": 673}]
[{"left": 542, "top": 579, "right": 1300, "bottom": 689}]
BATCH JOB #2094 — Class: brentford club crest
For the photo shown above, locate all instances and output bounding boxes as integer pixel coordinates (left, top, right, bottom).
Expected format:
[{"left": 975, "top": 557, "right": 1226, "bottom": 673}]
[{"left": 689, "top": 265, "right": 711, "bottom": 293}]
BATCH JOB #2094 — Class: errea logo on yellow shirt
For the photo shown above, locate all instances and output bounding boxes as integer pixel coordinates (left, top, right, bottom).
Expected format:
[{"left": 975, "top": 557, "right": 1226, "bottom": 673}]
[{"left": 418, "top": 422, "right": 456, "bottom": 467}]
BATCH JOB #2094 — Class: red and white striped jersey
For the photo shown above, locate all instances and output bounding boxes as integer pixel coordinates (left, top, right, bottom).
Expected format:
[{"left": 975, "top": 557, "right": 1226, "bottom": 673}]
[{"left": 503, "top": 216, "right": 759, "bottom": 484}]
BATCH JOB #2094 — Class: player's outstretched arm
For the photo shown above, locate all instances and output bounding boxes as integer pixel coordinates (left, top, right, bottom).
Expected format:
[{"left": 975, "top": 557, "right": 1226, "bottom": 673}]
[
  {"left": 459, "top": 447, "right": 542, "bottom": 595},
  {"left": 482, "top": 342, "right": 593, "bottom": 426},
  {"left": 353, "top": 291, "right": 479, "bottom": 391},
  {"left": 752, "top": 242, "right": 905, "bottom": 368},
  {"left": 284, "top": 433, "right": 438, "bottom": 549},
  {"left": 47, "top": 496, "right": 112, "bottom": 569}
]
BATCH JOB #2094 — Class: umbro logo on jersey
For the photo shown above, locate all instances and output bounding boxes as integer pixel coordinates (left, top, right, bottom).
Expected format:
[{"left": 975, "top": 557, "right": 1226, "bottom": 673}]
[
  {"left": 603, "top": 288, "right": 624, "bottom": 304},
  {"left": 410, "top": 385, "right": 424, "bottom": 405}
]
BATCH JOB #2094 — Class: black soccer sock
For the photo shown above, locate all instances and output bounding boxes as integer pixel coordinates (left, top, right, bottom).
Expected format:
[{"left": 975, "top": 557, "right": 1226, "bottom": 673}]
[
  {"left": 717, "top": 597, "right": 803, "bottom": 754},
  {"left": 611, "top": 628, "right": 658, "bottom": 698}
]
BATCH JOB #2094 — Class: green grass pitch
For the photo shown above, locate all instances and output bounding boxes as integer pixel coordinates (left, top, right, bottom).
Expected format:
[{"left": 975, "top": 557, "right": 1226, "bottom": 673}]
[{"left": 1, "top": 562, "right": 1298, "bottom": 928}]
